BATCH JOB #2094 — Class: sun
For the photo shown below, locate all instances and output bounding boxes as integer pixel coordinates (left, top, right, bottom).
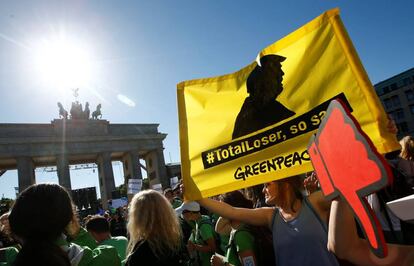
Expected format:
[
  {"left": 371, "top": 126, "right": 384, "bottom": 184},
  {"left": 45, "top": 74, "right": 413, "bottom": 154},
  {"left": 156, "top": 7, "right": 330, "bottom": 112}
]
[{"left": 33, "top": 37, "right": 93, "bottom": 89}]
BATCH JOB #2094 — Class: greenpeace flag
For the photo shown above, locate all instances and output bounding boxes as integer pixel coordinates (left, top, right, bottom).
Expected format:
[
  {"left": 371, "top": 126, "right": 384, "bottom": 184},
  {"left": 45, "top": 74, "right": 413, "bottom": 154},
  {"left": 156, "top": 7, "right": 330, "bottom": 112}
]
[{"left": 177, "top": 8, "right": 399, "bottom": 200}]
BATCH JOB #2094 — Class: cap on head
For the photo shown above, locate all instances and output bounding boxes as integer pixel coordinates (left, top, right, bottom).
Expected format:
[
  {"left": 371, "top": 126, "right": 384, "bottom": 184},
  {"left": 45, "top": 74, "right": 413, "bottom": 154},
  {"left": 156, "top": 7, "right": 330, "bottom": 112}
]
[
  {"left": 247, "top": 54, "right": 287, "bottom": 95},
  {"left": 256, "top": 54, "right": 286, "bottom": 67},
  {"left": 175, "top": 201, "right": 200, "bottom": 215}
]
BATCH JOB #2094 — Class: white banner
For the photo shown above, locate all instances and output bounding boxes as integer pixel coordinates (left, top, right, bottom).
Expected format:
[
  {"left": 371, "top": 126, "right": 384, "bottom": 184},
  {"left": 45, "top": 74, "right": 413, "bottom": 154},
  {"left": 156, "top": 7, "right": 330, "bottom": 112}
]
[
  {"left": 152, "top": 183, "right": 163, "bottom": 192},
  {"left": 170, "top": 176, "right": 179, "bottom": 188}
]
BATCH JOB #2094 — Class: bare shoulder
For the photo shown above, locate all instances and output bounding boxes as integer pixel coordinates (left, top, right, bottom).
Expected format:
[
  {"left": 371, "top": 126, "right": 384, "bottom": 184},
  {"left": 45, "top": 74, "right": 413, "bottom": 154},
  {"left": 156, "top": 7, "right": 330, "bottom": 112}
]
[
  {"left": 259, "top": 206, "right": 277, "bottom": 228},
  {"left": 244, "top": 206, "right": 276, "bottom": 228}
]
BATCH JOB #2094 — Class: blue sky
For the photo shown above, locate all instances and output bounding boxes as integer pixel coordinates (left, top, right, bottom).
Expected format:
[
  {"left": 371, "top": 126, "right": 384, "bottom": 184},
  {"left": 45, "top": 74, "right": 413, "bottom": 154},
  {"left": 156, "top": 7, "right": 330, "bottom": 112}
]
[{"left": 0, "top": 1, "right": 413, "bottom": 199}]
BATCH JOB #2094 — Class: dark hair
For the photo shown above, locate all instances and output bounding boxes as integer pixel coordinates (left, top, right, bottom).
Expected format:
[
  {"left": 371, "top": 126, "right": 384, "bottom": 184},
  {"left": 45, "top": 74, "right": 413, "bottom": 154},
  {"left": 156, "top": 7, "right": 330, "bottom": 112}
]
[
  {"left": 245, "top": 184, "right": 267, "bottom": 208},
  {"left": 9, "top": 183, "right": 74, "bottom": 266},
  {"left": 221, "top": 190, "right": 253, "bottom": 209},
  {"left": 86, "top": 215, "right": 110, "bottom": 233},
  {"left": 275, "top": 175, "right": 304, "bottom": 211}
]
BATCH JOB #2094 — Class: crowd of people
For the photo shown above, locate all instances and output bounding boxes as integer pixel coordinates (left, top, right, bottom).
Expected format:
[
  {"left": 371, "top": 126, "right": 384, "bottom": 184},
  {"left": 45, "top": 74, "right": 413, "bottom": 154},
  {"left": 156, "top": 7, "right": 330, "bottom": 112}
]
[{"left": 0, "top": 135, "right": 413, "bottom": 265}]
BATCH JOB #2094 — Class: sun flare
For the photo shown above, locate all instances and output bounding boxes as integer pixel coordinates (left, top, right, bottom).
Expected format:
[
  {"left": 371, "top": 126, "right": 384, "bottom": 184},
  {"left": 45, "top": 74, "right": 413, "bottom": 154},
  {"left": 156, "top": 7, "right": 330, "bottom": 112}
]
[{"left": 33, "top": 37, "right": 93, "bottom": 89}]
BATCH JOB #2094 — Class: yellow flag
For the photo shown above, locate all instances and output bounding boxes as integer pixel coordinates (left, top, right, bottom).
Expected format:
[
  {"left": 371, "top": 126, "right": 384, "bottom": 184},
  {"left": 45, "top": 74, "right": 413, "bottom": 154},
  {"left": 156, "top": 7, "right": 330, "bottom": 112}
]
[{"left": 177, "top": 8, "right": 399, "bottom": 200}]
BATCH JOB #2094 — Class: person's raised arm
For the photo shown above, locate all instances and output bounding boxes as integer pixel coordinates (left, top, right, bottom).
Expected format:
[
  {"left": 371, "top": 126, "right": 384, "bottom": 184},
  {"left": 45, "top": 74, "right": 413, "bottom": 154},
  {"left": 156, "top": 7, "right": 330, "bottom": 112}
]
[
  {"left": 327, "top": 199, "right": 364, "bottom": 260},
  {"left": 198, "top": 198, "right": 274, "bottom": 228},
  {"left": 328, "top": 198, "right": 414, "bottom": 266}
]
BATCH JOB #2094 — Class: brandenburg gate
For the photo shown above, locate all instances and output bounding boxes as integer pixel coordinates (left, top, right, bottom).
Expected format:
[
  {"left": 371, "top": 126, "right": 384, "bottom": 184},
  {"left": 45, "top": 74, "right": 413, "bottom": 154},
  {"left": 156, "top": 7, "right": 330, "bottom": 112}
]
[{"left": 0, "top": 101, "right": 170, "bottom": 206}]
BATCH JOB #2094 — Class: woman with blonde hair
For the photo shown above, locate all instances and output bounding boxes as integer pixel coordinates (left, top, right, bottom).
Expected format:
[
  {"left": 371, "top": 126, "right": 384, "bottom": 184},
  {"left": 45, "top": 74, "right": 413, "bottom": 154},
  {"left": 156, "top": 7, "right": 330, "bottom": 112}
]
[
  {"left": 125, "top": 189, "right": 183, "bottom": 266},
  {"left": 398, "top": 136, "right": 414, "bottom": 177},
  {"left": 400, "top": 135, "right": 414, "bottom": 161},
  {"left": 396, "top": 135, "right": 414, "bottom": 244}
]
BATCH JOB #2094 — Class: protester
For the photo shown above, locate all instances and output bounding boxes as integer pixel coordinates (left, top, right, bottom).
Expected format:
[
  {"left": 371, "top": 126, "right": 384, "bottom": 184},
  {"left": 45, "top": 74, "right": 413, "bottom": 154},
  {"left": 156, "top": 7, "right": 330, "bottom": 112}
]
[
  {"left": 0, "top": 212, "right": 17, "bottom": 249},
  {"left": 66, "top": 217, "right": 99, "bottom": 250},
  {"left": 367, "top": 186, "right": 405, "bottom": 244},
  {"left": 214, "top": 216, "right": 232, "bottom": 259},
  {"left": 164, "top": 188, "right": 183, "bottom": 209},
  {"left": 244, "top": 185, "right": 267, "bottom": 208},
  {"left": 396, "top": 136, "right": 414, "bottom": 244},
  {"left": 327, "top": 198, "right": 414, "bottom": 265},
  {"left": 3, "top": 183, "right": 120, "bottom": 266},
  {"left": 398, "top": 135, "right": 414, "bottom": 191},
  {"left": 366, "top": 134, "right": 414, "bottom": 245},
  {"left": 173, "top": 182, "right": 184, "bottom": 200},
  {"left": 110, "top": 210, "right": 127, "bottom": 237},
  {"left": 399, "top": 135, "right": 414, "bottom": 162},
  {"left": 210, "top": 191, "right": 258, "bottom": 266},
  {"left": 197, "top": 175, "right": 339, "bottom": 266},
  {"left": 125, "top": 189, "right": 183, "bottom": 266},
  {"left": 0, "top": 211, "right": 19, "bottom": 264},
  {"left": 176, "top": 201, "right": 217, "bottom": 266},
  {"left": 86, "top": 215, "right": 128, "bottom": 261}
]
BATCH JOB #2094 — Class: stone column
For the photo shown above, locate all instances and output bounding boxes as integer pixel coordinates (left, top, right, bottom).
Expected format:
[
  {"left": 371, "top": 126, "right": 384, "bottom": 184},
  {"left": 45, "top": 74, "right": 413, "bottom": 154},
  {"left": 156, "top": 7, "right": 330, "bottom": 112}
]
[
  {"left": 144, "top": 148, "right": 168, "bottom": 189},
  {"left": 122, "top": 150, "right": 143, "bottom": 200},
  {"left": 16, "top": 157, "right": 35, "bottom": 193},
  {"left": 122, "top": 150, "right": 143, "bottom": 181},
  {"left": 57, "top": 154, "right": 72, "bottom": 191},
  {"left": 97, "top": 152, "right": 115, "bottom": 209}
]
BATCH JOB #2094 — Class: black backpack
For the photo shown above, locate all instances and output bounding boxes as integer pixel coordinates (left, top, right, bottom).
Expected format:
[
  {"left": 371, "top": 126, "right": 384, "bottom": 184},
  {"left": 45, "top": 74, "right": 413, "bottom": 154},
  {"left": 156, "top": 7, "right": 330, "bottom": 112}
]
[{"left": 197, "top": 217, "right": 224, "bottom": 255}]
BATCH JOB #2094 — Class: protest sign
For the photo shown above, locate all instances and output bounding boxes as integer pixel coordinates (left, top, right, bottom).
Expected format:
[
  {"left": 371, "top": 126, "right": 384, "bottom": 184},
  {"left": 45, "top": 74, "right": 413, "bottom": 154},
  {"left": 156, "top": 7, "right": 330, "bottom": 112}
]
[
  {"left": 387, "top": 194, "right": 414, "bottom": 222},
  {"left": 308, "top": 99, "right": 392, "bottom": 258},
  {"left": 152, "top": 183, "right": 163, "bottom": 193},
  {"left": 177, "top": 8, "right": 399, "bottom": 200},
  {"left": 170, "top": 176, "right": 179, "bottom": 188},
  {"left": 127, "top": 179, "right": 142, "bottom": 194}
]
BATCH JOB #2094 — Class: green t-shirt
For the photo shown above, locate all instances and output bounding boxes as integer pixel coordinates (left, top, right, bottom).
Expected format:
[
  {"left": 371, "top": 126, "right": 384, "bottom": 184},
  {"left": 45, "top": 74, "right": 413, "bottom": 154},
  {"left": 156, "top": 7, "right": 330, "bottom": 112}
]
[
  {"left": 190, "top": 215, "right": 215, "bottom": 266},
  {"left": 60, "top": 236, "right": 121, "bottom": 266},
  {"left": 0, "top": 247, "right": 18, "bottom": 266},
  {"left": 101, "top": 236, "right": 128, "bottom": 261},
  {"left": 0, "top": 238, "right": 121, "bottom": 266},
  {"left": 172, "top": 198, "right": 183, "bottom": 209},
  {"left": 226, "top": 226, "right": 256, "bottom": 266},
  {"left": 71, "top": 227, "right": 98, "bottom": 250},
  {"left": 77, "top": 244, "right": 121, "bottom": 266}
]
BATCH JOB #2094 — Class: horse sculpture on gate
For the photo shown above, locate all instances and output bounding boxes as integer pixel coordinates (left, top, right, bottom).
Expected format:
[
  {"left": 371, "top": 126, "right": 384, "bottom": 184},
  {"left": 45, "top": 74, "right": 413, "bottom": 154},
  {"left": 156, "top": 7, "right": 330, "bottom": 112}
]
[
  {"left": 57, "top": 101, "right": 101, "bottom": 120},
  {"left": 92, "top": 104, "right": 102, "bottom": 120},
  {"left": 57, "top": 102, "right": 68, "bottom": 119}
]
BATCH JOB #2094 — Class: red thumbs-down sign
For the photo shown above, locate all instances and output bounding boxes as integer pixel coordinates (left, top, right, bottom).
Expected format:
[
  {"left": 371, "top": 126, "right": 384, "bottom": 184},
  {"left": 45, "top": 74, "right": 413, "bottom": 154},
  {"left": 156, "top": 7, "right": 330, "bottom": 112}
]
[{"left": 307, "top": 99, "right": 393, "bottom": 258}]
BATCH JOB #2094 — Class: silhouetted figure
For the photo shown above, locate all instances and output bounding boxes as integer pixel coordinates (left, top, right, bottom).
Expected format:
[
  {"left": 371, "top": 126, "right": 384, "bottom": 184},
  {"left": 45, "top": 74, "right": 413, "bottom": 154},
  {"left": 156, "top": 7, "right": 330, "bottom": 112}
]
[
  {"left": 232, "top": 54, "right": 295, "bottom": 139},
  {"left": 84, "top": 102, "right": 90, "bottom": 119},
  {"left": 70, "top": 101, "right": 83, "bottom": 119}
]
